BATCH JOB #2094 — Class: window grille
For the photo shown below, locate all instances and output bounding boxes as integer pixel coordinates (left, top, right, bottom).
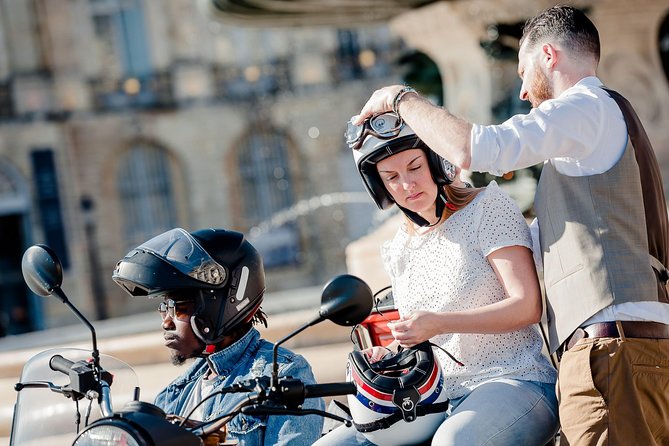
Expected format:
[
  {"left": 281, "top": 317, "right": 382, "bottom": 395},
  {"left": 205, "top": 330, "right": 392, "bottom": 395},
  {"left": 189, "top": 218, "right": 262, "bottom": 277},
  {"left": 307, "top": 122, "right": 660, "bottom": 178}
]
[
  {"left": 117, "top": 144, "right": 177, "bottom": 246},
  {"left": 238, "top": 130, "right": 299, "bottom": 267}
]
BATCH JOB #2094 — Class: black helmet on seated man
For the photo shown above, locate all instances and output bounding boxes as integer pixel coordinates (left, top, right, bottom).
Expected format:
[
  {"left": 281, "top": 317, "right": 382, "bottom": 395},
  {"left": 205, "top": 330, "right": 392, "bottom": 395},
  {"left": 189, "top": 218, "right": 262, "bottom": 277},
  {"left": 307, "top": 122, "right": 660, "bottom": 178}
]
[
  {"left": 347, "top": 112, "right": 457, "bottom": 226},
  {"left": 113, "top": 228, "right": 265, "bottom": 347}
]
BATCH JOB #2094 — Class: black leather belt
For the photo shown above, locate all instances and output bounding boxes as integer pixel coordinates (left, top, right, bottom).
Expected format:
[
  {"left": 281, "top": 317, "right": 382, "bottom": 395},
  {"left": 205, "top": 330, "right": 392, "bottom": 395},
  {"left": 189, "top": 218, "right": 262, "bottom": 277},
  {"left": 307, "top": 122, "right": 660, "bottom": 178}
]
[{"left": 559, "top": 321, "right": 669, "bottom": 360}]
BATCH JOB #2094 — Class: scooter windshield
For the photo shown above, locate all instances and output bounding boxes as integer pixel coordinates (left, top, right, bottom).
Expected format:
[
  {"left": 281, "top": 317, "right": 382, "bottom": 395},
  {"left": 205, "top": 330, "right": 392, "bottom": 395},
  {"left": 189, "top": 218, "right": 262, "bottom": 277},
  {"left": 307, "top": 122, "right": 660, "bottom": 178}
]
[{"left": 10, "top": 348, "right": 139, "bottom": 446}]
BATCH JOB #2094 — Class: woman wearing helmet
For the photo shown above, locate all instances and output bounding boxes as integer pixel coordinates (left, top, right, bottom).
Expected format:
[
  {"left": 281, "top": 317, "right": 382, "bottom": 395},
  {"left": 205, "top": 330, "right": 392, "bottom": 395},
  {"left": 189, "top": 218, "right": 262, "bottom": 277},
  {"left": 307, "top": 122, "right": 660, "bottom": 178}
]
[{"left": 317, "top": 113, "right": 558, "bottom": 445}]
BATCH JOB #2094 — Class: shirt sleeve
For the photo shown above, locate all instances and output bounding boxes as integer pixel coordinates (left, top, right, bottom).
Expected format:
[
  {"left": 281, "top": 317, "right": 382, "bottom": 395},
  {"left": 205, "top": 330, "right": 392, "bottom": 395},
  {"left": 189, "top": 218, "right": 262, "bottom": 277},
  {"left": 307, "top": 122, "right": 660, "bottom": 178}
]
[
  {"left": 470, "top": 91, "right": 605, "bottom": 175},
  {"left": 475, "top": 183, "right": 533, "bottom": 257}
]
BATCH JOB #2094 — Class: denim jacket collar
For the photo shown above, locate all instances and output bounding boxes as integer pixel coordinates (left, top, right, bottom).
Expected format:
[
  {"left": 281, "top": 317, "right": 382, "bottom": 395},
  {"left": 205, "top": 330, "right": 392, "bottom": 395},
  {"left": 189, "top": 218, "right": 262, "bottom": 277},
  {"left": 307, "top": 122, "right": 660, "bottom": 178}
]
[
  {"left": 154, "top": 327, "right": 324, "bottom": 445},
  {"left": 170, "top": 328, "right": 262, "bottom": 385},
  {"left": 207, "top": 328, "right": 261, "bottom": 376}
]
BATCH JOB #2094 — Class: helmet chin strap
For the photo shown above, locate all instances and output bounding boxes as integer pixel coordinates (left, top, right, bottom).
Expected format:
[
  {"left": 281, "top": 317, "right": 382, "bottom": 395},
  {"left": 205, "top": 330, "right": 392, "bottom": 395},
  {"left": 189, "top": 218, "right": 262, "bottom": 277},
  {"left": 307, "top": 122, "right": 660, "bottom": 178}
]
[{"left": 397, "top": 187, "right": 448, "bottom": 227}]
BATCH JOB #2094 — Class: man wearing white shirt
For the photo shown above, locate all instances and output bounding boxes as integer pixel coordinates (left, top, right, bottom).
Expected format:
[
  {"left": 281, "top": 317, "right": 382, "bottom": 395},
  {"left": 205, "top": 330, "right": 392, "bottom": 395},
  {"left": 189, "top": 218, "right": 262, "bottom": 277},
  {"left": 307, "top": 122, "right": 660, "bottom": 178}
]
[{"left": 352, "top": 5, "right": 669, "bottom": 446}]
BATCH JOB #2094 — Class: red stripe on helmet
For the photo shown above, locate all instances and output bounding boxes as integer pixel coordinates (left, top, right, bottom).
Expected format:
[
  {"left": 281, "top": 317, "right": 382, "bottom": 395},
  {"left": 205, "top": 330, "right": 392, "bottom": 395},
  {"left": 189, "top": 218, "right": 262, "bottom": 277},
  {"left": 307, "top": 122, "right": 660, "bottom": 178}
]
[{"left": 350, "top": 358, "right": 441, "bottom": 402}]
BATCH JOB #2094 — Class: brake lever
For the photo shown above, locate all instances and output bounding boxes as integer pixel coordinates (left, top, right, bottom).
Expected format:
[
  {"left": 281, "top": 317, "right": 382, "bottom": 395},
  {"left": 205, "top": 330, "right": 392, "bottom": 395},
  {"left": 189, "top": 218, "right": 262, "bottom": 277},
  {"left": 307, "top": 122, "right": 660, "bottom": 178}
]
[
  {"left": 15, "top": 380, "right": 81, "bottom": 399},
  {"left": 15, "top": 380, "right": 59, "bottom": 392}
]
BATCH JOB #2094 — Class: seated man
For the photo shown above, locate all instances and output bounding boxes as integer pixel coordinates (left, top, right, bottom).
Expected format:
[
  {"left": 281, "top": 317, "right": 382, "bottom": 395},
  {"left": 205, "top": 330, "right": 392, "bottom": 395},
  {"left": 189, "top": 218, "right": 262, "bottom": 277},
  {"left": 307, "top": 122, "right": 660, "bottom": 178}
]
[{"left": 113, "top": 227, "right": 324, "bottom": 446}]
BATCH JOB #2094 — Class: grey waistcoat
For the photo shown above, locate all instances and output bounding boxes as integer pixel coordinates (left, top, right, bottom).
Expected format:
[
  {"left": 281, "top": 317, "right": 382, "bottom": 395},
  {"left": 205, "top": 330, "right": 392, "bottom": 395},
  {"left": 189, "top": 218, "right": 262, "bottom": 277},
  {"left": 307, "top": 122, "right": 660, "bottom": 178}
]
[{"left": 534, "top": 88, "right": 669, "bottom": 353}]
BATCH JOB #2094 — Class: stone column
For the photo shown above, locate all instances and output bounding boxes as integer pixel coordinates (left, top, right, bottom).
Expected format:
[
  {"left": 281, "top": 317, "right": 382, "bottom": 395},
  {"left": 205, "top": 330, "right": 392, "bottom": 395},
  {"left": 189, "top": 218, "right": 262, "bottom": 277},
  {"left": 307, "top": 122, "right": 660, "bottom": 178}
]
[{"left": 593, "top": 1, "right": 669, "bottom": 182}]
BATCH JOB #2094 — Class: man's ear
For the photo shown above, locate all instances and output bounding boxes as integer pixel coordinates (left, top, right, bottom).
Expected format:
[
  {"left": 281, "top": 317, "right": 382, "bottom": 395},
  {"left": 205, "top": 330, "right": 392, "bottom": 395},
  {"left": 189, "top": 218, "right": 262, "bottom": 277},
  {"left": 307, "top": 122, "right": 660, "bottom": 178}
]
[{"left": 541, "top": 43, "right": 558, "bottom": 70}]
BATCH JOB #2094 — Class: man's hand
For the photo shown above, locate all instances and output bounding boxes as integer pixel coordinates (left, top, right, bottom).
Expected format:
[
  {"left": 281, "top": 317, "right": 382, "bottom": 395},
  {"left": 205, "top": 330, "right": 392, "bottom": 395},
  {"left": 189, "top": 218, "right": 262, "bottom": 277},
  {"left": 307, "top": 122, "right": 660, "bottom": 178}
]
[
  {"left": 352, "top": 84, "right": 473, "bottom": 170},
  {"left": 388, "top": 311, "right": 442, "bottom": 348},
  {"left": 351, "top": 85, "right": 408, "bottom": 125}
]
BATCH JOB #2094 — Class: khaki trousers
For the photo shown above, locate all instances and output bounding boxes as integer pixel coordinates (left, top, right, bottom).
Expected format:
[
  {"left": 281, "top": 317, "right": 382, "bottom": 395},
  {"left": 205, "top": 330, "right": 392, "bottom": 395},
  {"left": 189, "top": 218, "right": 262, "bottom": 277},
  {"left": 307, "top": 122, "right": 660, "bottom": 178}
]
[{"left": 557, "top": 336, "right": 669, "bottom": 446}]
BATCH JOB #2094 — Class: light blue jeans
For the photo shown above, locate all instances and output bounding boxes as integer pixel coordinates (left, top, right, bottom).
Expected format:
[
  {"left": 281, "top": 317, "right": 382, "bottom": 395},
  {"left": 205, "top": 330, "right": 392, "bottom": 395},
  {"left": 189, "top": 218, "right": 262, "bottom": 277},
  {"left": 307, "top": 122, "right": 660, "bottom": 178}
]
[{"left": 314, "top": 378, "right": 558, "bottom": 446}]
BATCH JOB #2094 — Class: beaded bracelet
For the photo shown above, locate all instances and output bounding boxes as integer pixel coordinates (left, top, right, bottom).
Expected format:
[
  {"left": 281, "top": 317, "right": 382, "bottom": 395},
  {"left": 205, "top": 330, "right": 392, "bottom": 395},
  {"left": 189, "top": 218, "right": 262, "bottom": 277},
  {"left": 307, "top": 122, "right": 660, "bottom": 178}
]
[{"left": 392, "top": 86, "right": 417, "bottom": 117}]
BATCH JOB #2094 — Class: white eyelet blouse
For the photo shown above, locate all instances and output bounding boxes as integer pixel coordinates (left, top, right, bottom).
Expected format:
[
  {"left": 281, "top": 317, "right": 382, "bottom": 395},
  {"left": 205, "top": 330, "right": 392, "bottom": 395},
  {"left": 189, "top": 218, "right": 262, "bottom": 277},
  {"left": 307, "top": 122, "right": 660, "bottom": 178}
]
[{"left": 381, "top": 182, "right": 557, "bottom": 399}]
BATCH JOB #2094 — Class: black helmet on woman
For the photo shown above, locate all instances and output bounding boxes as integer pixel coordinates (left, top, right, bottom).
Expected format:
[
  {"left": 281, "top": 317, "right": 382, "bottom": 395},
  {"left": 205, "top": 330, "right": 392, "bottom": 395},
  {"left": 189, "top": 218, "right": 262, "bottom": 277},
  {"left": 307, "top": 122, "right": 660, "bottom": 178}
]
[
  {"left": 346, "top": 112, "right": 457, "bottom": 226},
  {"left": 112, "top": 228, "right": 265, "bottom": 346}
]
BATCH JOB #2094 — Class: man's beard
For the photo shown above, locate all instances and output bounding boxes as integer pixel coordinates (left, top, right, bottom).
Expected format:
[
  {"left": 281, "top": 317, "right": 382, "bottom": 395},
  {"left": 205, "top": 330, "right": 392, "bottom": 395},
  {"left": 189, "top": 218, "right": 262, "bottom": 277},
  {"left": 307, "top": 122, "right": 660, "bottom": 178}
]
[
  {"left": 529, "top": 66, "right": 553, "bottom": 108},
  {"left": 171, "top": 351, "right": 189, "bottom": 366},
  {"left": 170, "top": 343, "right": 205, "bottom": 366}
]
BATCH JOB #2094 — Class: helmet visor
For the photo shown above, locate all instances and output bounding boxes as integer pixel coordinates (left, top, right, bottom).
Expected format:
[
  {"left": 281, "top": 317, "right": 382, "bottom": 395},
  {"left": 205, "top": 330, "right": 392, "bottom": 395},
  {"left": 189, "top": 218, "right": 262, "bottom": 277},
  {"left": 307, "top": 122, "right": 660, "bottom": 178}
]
[
  {"left": 138, "top": 228, "right": 227, "bottom": 286},
  {"left": 346, "top": 113, "right": 404, "bottom": 150}
]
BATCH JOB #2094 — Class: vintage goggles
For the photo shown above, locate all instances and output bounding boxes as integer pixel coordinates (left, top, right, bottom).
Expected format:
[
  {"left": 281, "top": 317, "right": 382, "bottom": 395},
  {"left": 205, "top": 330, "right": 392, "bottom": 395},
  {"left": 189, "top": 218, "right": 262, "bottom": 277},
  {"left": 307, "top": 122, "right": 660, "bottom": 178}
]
[
  {"left": 345, "top": 112, "right": 404, "bottom": 151},
  {"left": 138, "top": 228, "right": 227, "bottom": 286}
]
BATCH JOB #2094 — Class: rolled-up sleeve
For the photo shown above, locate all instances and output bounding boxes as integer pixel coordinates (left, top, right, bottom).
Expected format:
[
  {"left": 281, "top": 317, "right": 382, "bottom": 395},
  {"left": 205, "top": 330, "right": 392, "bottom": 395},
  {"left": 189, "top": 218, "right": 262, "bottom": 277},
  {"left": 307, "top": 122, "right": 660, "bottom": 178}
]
[
  {"left": 469, "top": 92, "right": 604, "bottom": 175},
  {"left": 470, "top": 123, "right": 505, "bottom": 175}
]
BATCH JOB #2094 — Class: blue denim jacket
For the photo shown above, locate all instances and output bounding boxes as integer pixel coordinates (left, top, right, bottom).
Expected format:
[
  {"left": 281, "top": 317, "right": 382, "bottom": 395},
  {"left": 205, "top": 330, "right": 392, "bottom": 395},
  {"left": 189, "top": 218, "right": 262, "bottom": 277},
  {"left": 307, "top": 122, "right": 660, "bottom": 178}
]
[{"left": 154, "top": 328, "right": 324, "bottom": 445}]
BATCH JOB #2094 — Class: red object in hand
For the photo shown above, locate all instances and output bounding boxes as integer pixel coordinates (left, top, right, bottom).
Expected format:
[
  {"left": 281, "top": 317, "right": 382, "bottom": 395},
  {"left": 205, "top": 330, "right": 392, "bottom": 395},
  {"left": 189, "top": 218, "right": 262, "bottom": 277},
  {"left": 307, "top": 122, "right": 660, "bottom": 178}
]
[{"left": 357, "top": 310, "right": 400, "bottom": 348}]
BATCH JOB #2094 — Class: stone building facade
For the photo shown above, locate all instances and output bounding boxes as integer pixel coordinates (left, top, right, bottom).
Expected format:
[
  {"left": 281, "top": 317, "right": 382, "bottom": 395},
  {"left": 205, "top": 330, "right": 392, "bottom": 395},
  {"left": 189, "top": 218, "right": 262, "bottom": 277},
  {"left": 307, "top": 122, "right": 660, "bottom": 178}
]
[
  {"left": 0, "top": 0, "right": 397, "bottom": 333},
  {"left": 2, "top": 0, "right": 669, "bottom": 334}
]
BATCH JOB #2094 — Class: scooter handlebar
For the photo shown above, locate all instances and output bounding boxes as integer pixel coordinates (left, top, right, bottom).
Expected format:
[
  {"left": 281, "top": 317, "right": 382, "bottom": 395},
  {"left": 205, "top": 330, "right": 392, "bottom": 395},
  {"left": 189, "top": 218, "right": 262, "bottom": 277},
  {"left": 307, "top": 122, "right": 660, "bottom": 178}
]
[
  {"left": 49, "top": 355, "right": 74, "bottom": 375},
  {"left": 304, "top": 382, "right": 356, "bottom": 399}
]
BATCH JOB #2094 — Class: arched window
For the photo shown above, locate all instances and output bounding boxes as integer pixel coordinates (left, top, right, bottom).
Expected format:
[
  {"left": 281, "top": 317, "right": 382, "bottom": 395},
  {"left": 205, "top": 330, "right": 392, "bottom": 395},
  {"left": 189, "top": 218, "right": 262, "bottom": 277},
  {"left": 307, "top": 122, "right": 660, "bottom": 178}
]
[
  {"left": 117, "top": 144, "right": 177, "bottom": 246},
  {"left": 238, "top": 130, "right": 299, "bottom": 268}
]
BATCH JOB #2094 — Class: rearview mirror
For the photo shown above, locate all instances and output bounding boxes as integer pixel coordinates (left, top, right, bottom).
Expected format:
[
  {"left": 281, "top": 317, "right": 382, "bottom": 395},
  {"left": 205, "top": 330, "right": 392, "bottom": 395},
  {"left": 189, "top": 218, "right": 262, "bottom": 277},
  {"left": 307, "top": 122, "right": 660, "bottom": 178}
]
[
  {"left": 22, "top": 245, "right": 63, "bottom": 298},
  {"left": 319, "top": 274, "right": 373, "bottom": 326}
]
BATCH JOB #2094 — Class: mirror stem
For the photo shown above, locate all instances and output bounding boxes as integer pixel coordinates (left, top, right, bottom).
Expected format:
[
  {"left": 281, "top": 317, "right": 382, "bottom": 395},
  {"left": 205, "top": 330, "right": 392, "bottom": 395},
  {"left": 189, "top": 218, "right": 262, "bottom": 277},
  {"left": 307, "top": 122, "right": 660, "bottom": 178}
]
[
  {"left": 53, "top": 287, "right": 101, "bottom": 371},
  {"left": 271, "top": 315, "right": 323, "bottom": 389}
]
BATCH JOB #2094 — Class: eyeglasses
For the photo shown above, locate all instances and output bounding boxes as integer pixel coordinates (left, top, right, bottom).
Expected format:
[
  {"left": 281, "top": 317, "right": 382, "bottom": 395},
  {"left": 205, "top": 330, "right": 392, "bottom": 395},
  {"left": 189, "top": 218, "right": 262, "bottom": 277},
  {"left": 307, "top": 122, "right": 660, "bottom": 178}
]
[
  {"left": 345, "top": 113, "right": 404, "bottom": 151},
  {"left": 158, "top": 299, "right": 193, "bottom": 321}
]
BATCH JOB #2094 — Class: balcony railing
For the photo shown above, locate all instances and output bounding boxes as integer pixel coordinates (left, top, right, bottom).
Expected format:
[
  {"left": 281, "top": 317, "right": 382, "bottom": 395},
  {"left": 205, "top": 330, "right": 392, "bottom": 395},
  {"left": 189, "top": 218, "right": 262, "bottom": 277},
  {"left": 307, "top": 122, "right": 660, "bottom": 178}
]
[
  {"left": 211, "top": 58, "right": 292, "bottom": 101},
  {"left": 89, "top": 72, "right": 176, "bottom": 112},
  {"left": 0, "top": 40, "right": 400, "bottom": 121}
]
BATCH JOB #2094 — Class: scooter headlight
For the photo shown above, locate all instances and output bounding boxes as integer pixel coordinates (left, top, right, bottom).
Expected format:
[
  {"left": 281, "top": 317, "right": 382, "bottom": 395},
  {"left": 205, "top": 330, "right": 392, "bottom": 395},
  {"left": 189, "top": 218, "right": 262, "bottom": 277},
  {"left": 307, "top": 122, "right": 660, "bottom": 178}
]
[
  {"left": 73, "top": 422, "right": 142, "bottom": 446},
  {"left": 71, "top": 402, "right": 202, "bottom": 446}
]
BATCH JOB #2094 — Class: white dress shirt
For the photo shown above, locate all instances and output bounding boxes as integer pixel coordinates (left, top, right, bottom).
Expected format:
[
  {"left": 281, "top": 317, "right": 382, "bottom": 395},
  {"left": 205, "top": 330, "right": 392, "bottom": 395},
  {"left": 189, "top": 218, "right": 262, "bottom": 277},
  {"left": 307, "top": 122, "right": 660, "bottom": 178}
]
[{"left": 470, "top": 76, "right": 669, "bottom": 326}]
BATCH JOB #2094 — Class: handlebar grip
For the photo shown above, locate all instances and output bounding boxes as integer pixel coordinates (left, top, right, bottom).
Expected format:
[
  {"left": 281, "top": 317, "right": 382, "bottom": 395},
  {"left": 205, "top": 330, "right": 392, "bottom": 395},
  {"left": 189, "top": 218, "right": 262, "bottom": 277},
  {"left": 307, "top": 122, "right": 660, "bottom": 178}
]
[
  {"left": 304, "top": 382, "right": 356, "bottom": 399},
  {"left": 49, "top": 355, "right": 74, "bottom": 375}
]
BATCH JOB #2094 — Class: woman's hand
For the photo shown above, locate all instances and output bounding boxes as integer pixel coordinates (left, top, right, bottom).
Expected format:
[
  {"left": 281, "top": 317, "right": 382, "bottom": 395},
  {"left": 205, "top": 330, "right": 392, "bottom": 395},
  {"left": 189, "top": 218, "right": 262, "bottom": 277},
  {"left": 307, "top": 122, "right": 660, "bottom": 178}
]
[
  {"left": 390, "top": 247, "right": 541, "bottom": 338},
  {"left": 388, "top": 311, "right": 441, "bottom": 348},
  {"left": 363, "top": 346, "right": 393, "bottom": 363}
]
